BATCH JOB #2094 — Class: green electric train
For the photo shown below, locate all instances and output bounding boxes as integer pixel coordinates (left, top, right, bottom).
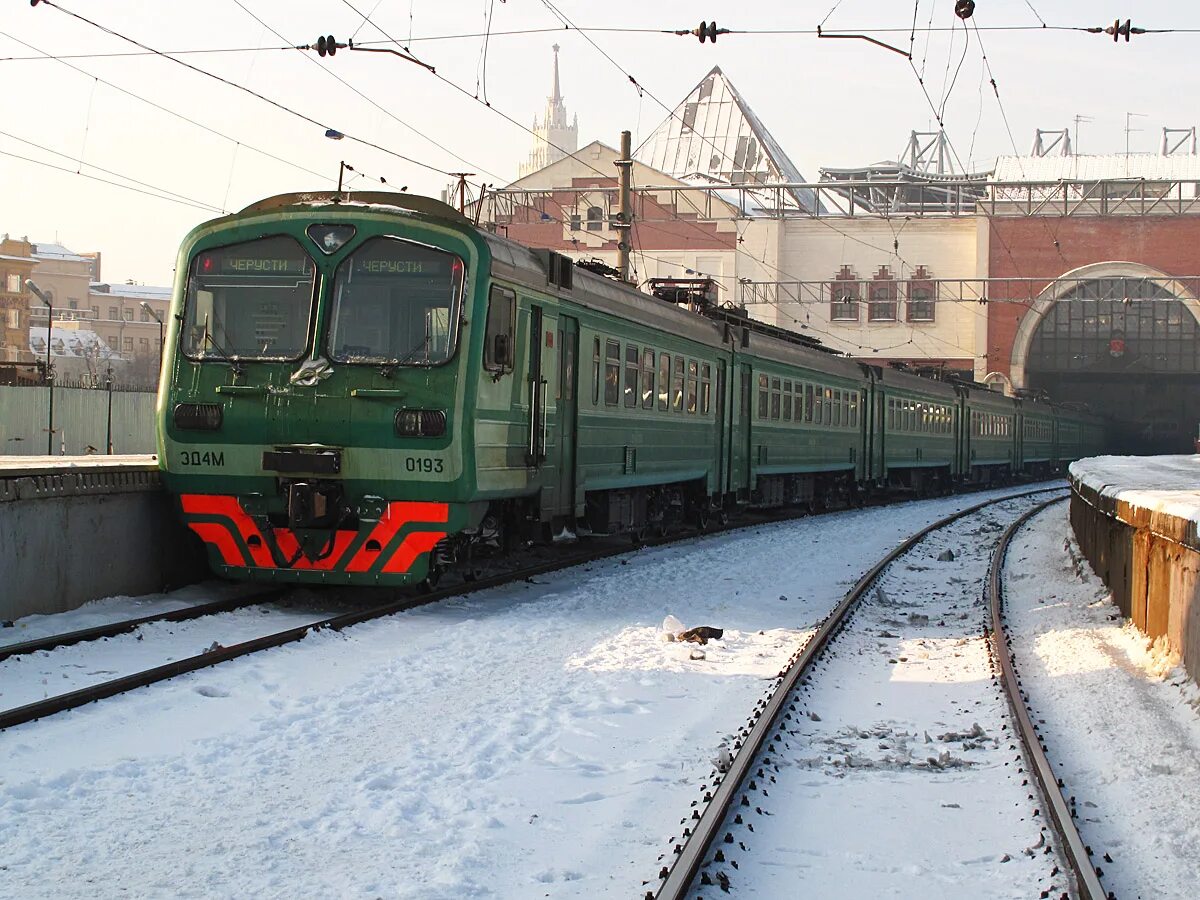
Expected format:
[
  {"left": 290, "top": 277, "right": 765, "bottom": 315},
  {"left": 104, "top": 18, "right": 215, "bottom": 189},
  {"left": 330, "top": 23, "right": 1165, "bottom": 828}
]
[{"left": 156, "top": 192, "right": 1106, "bottom": 586}]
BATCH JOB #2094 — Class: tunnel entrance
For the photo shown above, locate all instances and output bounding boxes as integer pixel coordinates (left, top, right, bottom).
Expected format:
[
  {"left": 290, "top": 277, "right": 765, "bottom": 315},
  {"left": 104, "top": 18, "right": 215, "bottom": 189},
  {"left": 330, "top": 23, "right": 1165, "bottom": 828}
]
[{"left": 1024, "top": 277, "right": 1200, "bottom": 454}]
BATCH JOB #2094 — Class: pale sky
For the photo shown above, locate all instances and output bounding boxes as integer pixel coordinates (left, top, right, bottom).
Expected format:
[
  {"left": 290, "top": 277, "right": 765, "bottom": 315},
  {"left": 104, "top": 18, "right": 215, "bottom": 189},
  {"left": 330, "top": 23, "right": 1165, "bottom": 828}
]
[{"left": 2, "top": 1, "right": 1195, "bottom": 285}]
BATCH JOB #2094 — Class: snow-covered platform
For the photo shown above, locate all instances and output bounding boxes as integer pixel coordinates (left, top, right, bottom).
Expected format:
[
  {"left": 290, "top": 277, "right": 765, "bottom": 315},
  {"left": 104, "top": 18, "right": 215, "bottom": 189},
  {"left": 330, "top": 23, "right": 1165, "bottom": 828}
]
[
  {"left": 0, "top": 453, "right": 201, "bottom": 620},
  {"left": 1069, "top": 455, "right": 1200, "bottom": 684}
]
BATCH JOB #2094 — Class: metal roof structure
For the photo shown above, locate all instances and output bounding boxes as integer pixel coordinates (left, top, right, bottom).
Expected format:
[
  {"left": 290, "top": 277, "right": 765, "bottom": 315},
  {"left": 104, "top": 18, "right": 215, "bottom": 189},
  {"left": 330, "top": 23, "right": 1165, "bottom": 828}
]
[
  {"left": 634, "top": 66, "right": 817, "bottom": 213},
  {"left": 992, "top": 153, "right": 1200, "bottom": 182}
]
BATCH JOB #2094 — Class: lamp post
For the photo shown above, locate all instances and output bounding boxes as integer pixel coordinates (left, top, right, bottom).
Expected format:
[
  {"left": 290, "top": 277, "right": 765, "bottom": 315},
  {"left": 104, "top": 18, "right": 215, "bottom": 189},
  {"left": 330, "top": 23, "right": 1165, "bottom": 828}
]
[
  {"left": 140, "top": 301, "right": 165, "bottom": 384},
  {"left": 25, "top": 279, "right": 54, "bottom": 454}
]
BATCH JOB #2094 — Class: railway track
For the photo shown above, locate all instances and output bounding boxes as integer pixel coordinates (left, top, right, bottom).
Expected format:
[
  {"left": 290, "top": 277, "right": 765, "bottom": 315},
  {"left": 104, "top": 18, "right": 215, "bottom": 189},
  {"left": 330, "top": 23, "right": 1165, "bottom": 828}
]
[
  {"left": 0, "top": 589, "right": 287, "bottom": 663},
  {"left": 0, "top": 482, "right": 1065, "bottom": 737},
  {"left": 645, "top": 488, "right": 1111, "bottom": 900}
]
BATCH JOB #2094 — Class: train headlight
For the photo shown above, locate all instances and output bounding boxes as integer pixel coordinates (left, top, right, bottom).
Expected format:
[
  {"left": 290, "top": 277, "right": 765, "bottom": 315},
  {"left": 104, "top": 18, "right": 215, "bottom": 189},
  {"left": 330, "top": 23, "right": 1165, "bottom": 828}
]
[
  {"left": 394, "top": 408, "right": 446, "bottom": 438},
  {"left": 173, "top": 402, "right": 223, "bottom": 431}
]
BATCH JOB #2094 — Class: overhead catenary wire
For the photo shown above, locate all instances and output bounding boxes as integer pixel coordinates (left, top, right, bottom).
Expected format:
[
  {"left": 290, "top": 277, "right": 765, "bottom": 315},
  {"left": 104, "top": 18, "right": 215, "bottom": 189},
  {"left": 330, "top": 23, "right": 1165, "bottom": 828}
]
[{"left": 30, "top": 0, "right": 461, "bottom": 179}]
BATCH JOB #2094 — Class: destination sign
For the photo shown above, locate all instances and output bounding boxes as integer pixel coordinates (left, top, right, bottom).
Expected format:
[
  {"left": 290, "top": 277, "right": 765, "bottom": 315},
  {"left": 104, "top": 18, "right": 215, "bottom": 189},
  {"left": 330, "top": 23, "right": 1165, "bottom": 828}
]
[
  {"left": 353, "top": 258, "right": 449, "bottom": 276},
  {"left": 200, "top": 254, "right": 312, "bottom": 276}
]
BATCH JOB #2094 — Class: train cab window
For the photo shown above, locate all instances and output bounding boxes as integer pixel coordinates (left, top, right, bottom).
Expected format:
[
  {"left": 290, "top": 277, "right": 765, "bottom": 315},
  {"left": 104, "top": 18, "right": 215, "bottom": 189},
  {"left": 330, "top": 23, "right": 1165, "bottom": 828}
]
[
  {"left": 757, "top": 374, "right": 769, "bottom": 419},
  {"left": 782, "top": 380, "right": 792, "bottom": 420},
  {"left": 770, "top": 378, "right": 781, "bottom": 420},
  {"left": 672, "top": 357, "right": 685, "bottom": 410},
  {"left": 483, "top": 285, "right": 515, "bottom": 373},
  {"left": 687, "top": 360, "right": 699, "bottom": 414},
  {"left": 804, "top": 384, "right": 814, "bottom": 423},
  {"left": 624, "top": 344, "right": 639, "bottom": 408},
  {"left": 658, "top": 353, "right": 671, "bottom": 410},
  {"left": 184, "top": 235, "right": 316, "bottom": 362},
  {"left": 642, "top": 348, "right": 656, "bottom": 409},
  {"left": 701, "top": 363, "right": 712, "bottom": 415},
  {"left": 328, "top": 236, "right": 464, "bottom": 365},
  {"left": 604, "top": 340, "right": 620, "bottom": 405}
]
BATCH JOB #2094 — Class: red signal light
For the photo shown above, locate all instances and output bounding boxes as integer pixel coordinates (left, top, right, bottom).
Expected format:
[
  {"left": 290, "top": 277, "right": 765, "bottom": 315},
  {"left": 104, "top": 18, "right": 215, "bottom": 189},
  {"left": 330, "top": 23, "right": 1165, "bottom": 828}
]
[{"left": 201, "top": 255, "right": 214, "bottom": 273}]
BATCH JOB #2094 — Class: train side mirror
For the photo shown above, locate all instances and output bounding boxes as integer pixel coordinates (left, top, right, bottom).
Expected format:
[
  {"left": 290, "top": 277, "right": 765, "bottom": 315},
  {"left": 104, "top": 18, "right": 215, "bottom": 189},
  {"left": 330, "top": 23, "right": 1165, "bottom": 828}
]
[{"left": 493, "top": 333, "right": 512, "bottom": 368}]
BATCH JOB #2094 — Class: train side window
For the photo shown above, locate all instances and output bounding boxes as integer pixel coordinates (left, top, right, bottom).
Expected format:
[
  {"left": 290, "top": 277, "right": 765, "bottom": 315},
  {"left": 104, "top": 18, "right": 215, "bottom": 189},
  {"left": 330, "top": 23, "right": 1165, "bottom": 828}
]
[
  {"left": 592, "top": 337, "right": 601, "bottom": 405},
  {"left": 887, "top": 398, "right": 894, "bottom": 430},
  {"left": 814, "top": 385, "right": 824, "bottom": 425},
  {"left": 483, "top": 285, "right": 516, "bottom": 373},
  {"left": 757, "top": 374, "right": 769, "bottom": 419},
  {"left": 624, "top": 344, "right": 639, "bottom": 408},
  {"left": 604, "top": 339, "right": 620, "bottom": 406},
  {"left": 804, "top": 384, "right": 814, "bottom": 423},
  {"left": 642, "top": 348, "right": 656, "bottom": 409},
  {"left": 687, "top": 360, "right": 699, "bottom": 413},
  {"left": 770, "top": 378, "right": 781, "bottom": 420},
  {"left": 849, "top": 392, "right": 857, "bottom": 428},
  {"left": 672, "top": 356, "right": 685, "bottom": 411},
  {"left": 825, "top": 388, "right": 834, "bottom": 426},
  {"left": 782, "top": 380, "right": 792, "bottom": 421},
  {"left": 658, "top": 353, "right": 671, "bottom": 410},
  {"left": 701, "top": 363, "right": 712, "bottom": 415},
  {"left": 833, "top": 390, "right": 842, "bottom": 427}
]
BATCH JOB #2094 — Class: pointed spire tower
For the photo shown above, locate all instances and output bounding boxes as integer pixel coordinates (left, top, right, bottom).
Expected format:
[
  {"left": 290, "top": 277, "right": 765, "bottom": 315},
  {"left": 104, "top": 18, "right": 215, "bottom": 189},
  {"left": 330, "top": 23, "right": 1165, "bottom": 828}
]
[{"left": 520, "top": 44, "right": 580, "bottom": 177}]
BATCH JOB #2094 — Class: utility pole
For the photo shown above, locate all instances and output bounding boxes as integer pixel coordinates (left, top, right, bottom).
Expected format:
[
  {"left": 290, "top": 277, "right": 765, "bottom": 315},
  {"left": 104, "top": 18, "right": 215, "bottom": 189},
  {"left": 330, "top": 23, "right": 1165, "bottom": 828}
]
[
  {"left": 25, "top": 279, "right": 54, "bottom": 454},
  {"left": 1072, "top": 114, "right": 1093, "bottom": 155},
  {"left": 1125, "top": 112, "right": 1146, "bottom": 156},
  {"left": 614, "top": 130, "right": 633, "bottom": 283},
  {"left": 449, "top": 173, "right": 475, "bottom": 214}
]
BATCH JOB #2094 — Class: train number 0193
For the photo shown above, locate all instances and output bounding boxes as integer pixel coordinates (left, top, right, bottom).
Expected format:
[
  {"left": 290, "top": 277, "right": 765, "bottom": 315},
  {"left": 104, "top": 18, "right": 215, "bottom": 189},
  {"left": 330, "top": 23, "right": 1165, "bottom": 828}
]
[
  {"left": 180, "top": 450, "right": 225, "bottom": 466},
  {"left": 404, "top": 457, "right": 445, "bottom": 474}
]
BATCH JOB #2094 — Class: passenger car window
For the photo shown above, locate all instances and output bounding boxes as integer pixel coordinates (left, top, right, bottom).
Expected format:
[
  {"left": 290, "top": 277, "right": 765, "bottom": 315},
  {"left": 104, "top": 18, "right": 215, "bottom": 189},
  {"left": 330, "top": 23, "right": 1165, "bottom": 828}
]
[
  {"left": 483, "top": 285, "right": 515, "bottom": 373},
  {"left": 604, "top": 340, "right": 620, "bottom": 405}
]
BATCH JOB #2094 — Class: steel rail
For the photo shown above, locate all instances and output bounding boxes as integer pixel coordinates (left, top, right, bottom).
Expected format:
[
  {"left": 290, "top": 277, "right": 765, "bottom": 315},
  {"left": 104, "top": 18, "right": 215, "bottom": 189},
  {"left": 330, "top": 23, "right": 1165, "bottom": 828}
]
[
  {"left": 0, "top": 482, "right": 1063, "bottom": 734},
  {"left": 988, "top": 497, "right": 1110, "bottom": 900},
  {"left": 0, "top": 589, "right": 287, "bottom": 663},
  {"left": 0, "top": 503, "right": 821, "bottom": 731},
  {"left": 648, "top": 485, "right": 1068, "bottom": 900}
]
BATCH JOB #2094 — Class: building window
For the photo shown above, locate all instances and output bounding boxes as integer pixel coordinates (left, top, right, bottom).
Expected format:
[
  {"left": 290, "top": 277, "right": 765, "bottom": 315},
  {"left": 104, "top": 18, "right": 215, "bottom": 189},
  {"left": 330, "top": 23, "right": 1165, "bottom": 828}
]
[
  {"left": 868, "top": 266, "right": 897, "bottom": 321},
  {"left": 91, "top": 305, "right": 99, "bottom": 317},
  {"left": 907, "top": 266, "right": 935, "bottom": 322},
  {"left": 586, "top": 206, "right": 603, "bottom": 231},
  {"left": 122, "top": 308, "right": 134, "bottom": 321},
  {"left": 124, "top": 337, "right": 134, "bottom": 352},
  {"left": 140, "top": 308, "right": 150, "bottom": 322},
  {"left": 109, "top": 306, "right": 119, "bottom": 320},
  {"left": 830, "top": 266, "right": 859, "bottom": 321},
  {"left": 69, "top": 300, "right": 79, "bottom": 310},
  {"left": 6, "top": 274, "right": 20, "bottom": 293},
  {"left": 570, "top": 214, "right": 581, "bottom": 231}
]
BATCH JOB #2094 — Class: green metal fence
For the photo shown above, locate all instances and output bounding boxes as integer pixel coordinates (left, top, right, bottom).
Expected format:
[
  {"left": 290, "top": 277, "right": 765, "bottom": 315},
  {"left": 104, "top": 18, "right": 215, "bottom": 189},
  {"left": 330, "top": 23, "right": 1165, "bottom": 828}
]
[{"left": 0, "top": 384, "right": 156, "bottom": 456}]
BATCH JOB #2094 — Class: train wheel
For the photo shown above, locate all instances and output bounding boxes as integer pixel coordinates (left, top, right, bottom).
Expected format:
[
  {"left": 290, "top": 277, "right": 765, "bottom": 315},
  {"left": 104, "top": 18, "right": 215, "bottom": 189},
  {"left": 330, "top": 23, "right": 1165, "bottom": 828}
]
[{"left": 695, "top": 506, "right": 711, "bottom": 532}]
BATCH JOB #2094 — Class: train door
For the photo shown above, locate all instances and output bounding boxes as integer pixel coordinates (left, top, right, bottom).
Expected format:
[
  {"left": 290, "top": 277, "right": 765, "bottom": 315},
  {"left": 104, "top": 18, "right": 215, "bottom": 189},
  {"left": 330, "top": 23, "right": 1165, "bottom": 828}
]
[
  {"left": 730, "top": 362, "right": 753, "bottom": 498},
  {"left": 526, "top": 304, "right": 546, "bottom": 468},
  {"left": 714, "top": 359, "right": 727, "bottom": 497},
  {"left": 555, "top": 315, "right": 579, "bottom": 519}
]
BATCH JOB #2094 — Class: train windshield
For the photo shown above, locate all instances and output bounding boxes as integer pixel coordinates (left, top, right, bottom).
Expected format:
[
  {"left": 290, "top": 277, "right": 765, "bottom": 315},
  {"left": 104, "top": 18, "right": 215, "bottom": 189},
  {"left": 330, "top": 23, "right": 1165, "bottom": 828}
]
[
  {"left": 183, "top": 236, "right": 316, "bottom": 361},
  {"left": 328, "top": 237, "right": 464, "bottom": 366}
]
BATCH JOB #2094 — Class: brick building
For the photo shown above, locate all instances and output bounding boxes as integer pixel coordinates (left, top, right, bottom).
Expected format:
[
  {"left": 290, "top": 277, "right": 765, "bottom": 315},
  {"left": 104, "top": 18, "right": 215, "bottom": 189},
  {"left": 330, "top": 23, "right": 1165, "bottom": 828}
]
[{"left": 0, "top": 237, "right": 35, "bottom": 374}]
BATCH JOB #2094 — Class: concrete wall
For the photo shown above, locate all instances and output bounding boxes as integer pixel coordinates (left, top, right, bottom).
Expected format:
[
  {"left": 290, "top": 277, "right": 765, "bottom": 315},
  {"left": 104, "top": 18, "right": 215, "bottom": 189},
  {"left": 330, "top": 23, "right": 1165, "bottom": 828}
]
[
  {"left": 1070, "top": 476, "right": 1200, "bottom": 685},
  {"left": 0, "top": 464, "right": 206, "bottom": 621},
  {"left": 0, "top": 384, "right": 155, "bottom": 456}
]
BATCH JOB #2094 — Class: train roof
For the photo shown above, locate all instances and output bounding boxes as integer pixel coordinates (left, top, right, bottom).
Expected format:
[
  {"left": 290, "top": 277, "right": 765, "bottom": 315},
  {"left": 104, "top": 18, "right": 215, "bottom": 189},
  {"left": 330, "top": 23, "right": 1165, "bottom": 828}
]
[{"left": 237, "top": 191, "right": 470, "bottom": 223}]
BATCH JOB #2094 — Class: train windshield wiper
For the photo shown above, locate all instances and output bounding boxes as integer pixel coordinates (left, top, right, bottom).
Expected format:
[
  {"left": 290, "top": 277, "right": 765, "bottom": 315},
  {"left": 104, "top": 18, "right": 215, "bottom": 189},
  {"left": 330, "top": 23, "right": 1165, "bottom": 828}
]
[{"left": 201, "top": 314, "right": 245, "bottom": 377}]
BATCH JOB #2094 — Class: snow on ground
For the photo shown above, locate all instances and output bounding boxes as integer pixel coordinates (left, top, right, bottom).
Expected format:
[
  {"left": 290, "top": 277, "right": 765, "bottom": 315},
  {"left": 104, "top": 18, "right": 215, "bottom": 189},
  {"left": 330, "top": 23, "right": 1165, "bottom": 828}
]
[
  {"left": 1004, "top": 502, "right": 1200, "bottom": 900},
  {"left": 720, "top": 495, "right": 1063, "bottom": 899},
  {"left": 0, "top": 484, "right": 1061, "bottom": 899}
]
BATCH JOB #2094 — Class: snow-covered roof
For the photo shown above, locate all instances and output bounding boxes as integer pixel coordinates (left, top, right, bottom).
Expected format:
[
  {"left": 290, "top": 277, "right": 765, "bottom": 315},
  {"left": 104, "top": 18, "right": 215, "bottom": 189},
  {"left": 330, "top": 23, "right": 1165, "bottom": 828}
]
[
  {"left": 90, "top": 283, "right": 171, "bottom": 301},
  {"left": 33, "top": 242, "right": 89, "bottom": 262},
  {"left": 993, "top": 154, "right": 1200, "bottom": 182},
  {"left": 635, "top": 66, "right": 817, "bottom": 212},
  {"left": 28, "top": 325, "right": 121, "bottom": 360}
]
